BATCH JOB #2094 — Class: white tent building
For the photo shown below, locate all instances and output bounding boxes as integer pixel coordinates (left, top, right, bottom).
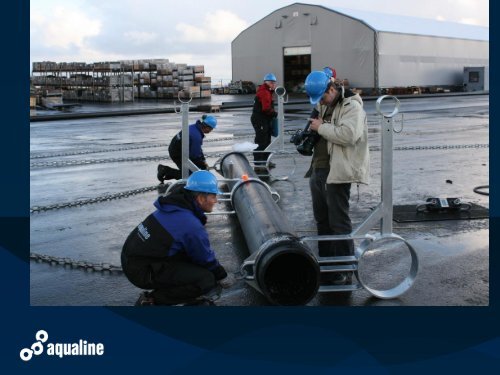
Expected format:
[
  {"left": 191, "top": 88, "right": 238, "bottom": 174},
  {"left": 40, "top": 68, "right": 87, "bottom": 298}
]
[{"left": 231, "top": 3, "right": 489, "bottom": 93}]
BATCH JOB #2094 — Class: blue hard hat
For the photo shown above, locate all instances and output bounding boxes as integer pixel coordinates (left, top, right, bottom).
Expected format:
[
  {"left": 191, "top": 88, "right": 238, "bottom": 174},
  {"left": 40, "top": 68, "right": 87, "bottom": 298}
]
[
  {"left": 305, "top": 71, "right": 331, "bottom": 105},
  {"left": 185, "top": 171, "right": 221, "bottom": 194},
  {"left": 202, "top": 115, "right": 217, "bottom": 129},
  {"left": 263, "top": 73, "right": 277, "bottom": 82}
]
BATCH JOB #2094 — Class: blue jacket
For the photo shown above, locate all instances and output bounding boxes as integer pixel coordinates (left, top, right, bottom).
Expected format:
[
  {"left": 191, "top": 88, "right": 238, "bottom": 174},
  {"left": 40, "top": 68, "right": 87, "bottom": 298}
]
[
  {"left": 168, "top": 121, "right": 206, "bottom": 164},
  {"left": 151, "top": 191, "right": 219, "bottom": 270},
  {"left": 188, "top": 121, "right": 205, "bottom": 161}
]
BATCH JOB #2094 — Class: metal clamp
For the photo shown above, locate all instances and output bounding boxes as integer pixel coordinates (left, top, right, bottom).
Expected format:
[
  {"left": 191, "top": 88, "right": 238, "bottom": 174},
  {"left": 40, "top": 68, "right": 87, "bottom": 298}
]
[
  {"left": 229, "top": 177, "right": 280, "bottom": 204},
  {"left": 240, "top": 260, "right": 256, "bottom": 280}
]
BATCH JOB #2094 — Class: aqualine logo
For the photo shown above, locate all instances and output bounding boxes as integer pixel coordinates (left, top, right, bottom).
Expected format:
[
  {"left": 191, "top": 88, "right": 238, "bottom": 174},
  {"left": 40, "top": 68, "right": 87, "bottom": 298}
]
[{"left": 20, "top": 330, "right": 105, "bottom": 361}]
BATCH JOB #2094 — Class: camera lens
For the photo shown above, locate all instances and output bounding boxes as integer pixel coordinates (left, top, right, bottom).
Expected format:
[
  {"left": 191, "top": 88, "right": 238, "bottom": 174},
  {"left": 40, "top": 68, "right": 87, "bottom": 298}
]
[
  {"left": 290, "top": 130, "right": 304, "bottom": 145},
  {"left": 297, "top": 138, "right": 314, "bottom": 156},
  {"left": 296, "top": 132, "right": 320, "bottom": 156}
]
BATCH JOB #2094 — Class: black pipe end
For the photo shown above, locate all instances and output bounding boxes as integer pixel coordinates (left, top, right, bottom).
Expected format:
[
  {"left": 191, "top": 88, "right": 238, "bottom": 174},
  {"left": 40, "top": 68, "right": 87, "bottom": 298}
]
[{"left": 257, "top": 242, "right": 320, "bottom": 306}]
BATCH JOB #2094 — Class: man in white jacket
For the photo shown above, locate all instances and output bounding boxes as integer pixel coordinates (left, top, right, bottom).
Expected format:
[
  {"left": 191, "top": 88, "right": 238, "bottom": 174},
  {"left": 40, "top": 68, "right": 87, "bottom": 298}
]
[{"left": 306, "top": 70, "right": 370, "bottom": 285}]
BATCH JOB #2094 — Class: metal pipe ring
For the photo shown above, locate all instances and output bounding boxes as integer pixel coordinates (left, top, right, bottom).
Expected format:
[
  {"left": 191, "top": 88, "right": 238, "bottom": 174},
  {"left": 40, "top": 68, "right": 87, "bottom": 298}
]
[
  {"left": 376, "top": 95, "right": 400, "bottom": 118},
  {"left": 355, "top": 233, "right": 419, "bottom": 299},
  {"left": 229, "top": 177, "right": 276, "bottom": 207}
]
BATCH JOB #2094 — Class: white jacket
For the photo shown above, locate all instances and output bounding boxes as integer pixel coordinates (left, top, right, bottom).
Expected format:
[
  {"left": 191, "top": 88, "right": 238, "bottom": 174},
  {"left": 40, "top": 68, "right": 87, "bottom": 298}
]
[{"left": 317, "top": 94, "right": 370, "bottom": 184}]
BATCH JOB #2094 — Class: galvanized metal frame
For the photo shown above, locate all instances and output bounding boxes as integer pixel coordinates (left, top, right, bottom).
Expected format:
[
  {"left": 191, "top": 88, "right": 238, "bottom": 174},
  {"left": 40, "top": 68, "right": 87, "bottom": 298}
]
[
  {"left": 301, "top": 95, "right": 419, "bottom": 299},
  {"left": 171, "top": 92, "right": 418, "bottom": 300},
  {"left": 175, "top": 92, "right": 199, "bottom": 180},
  {"left": 265, "top": 86, "right": 287, "bottom": 152}
]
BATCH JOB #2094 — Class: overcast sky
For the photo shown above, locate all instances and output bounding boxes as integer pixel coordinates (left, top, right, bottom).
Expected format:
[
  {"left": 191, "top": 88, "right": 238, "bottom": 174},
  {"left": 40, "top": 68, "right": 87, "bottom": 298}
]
[{"left": 30, "top": 0, "right": 489, "bottom": 83}]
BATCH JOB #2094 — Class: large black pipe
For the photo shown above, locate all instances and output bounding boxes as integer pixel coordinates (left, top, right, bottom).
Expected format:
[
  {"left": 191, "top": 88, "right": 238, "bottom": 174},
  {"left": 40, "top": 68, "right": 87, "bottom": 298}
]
[{"left": 220, "top": 152, "right": 319, "bottom": 305}]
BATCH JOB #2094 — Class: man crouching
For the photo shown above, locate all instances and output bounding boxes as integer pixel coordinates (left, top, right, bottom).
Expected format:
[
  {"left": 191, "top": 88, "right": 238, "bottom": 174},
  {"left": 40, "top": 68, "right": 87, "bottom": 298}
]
[{"left": 121, "top": 170, "right": 227, "bottom": 306}]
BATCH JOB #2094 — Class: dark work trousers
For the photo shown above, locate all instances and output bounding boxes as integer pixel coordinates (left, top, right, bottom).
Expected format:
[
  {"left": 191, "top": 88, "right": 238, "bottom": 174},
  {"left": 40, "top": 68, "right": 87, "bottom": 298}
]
[
  {"left": 122, "top": 255, "right": 216, "bottom": 305},
  {"left": 309, "top": 168, "right": 333, "bottom": 257},
  {"left": 170, "top": 153, "right": 182, "bottom": 171},
  {"left": 252, "top": 119, "right": 271, "bottom": 164},
  {"left": 325, "top": 183, "right": 355, "bottom": 257},
  {"left": 169, "top": 154, "right": 206, "bottom": 178},
  {"left": 149, "top": 260, "right": 216, "bottom": 305}
]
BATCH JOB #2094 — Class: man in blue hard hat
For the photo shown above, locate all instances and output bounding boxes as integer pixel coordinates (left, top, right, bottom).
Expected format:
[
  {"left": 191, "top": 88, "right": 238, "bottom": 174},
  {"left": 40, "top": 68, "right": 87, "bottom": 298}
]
[
  {"left": 121, "top": 170, "right": 228, "bottom": 306},
  {"left": 305, "top": 70, "right": 369, "bottom": 286},
  {"left": 251, "top": 73, "right": 278, "bottom": 172},
  {"left": 157, "top": 114, "right": 217, "bottom": 183}
]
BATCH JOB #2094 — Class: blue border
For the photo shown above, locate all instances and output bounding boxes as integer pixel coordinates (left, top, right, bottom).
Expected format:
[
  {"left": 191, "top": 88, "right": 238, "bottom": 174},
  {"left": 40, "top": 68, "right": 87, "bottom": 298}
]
[{"left": 1, "top": 1, "right": 497, "bottom": 373}]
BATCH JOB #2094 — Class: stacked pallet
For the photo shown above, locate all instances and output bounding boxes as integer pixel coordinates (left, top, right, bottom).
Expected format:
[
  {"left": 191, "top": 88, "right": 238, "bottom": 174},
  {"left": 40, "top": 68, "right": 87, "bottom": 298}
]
[
  {"left": 31, "top": 59, "right": 211, "bottom": 102},
  {"left": 139, "top": 62, "right": 211, "bottom": 99}
]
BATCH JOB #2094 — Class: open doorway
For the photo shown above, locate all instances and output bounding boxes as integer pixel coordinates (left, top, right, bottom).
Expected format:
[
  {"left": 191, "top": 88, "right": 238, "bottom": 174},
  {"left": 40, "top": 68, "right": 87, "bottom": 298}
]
[{"left": 283, "top": 46, "right": 311, "bottom": 93}]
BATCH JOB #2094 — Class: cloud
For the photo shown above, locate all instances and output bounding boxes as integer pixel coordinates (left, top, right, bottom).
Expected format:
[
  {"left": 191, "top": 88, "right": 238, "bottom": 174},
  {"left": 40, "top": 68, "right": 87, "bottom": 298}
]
[
  {"left": 459, "top": 17, "right": 486, "bottom": 26},
  {"left": 427, "top": 0, "right": 488, "bottom": 26},
  {"left": 123, "top": 31, "right": 158, "bottom": 44},
  {"left": 30, "top": 5, "right": 101, "bottom": 49},
  {"left": 176, "top": 9, "right": 249, "bottom": 43}
]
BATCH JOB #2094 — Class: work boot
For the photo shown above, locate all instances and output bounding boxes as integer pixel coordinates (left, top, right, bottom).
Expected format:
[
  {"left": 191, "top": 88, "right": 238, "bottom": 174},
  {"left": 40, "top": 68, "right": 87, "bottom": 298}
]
[
  {"left": 157, "top": 164, "right": 168, "bottom": 183},
  {"left": 157, "top": 164, "right": 180, "bottom": 183},
  {"left": 134, "top": 291, "right": 155, "bottom": 306},
  {"left": 163, "top": 165, "right": 181, "bottom": 180},
  {"left": 179, "top": 284, "right": 221, "bottom": 306}
]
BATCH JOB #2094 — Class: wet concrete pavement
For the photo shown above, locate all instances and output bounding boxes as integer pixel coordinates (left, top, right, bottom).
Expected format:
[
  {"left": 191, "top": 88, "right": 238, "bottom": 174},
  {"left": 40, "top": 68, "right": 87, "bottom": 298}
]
[{"left": 30, "top": 94, "right": 489, "bottom": 306}]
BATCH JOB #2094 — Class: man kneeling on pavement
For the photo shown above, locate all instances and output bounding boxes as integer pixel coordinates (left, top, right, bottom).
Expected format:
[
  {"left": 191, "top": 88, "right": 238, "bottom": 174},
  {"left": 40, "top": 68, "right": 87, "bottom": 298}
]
[
  {"left": 157, "top": 114, "right": 217, "bottom": 183},
  {"left": 121, "top": 170, "right": 227, "bottom": 306}
]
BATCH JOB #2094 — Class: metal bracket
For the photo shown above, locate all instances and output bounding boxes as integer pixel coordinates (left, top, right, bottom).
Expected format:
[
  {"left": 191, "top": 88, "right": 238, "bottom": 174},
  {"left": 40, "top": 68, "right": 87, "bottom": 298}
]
[{"left": 229, "top": 176, "right": 280, "bottom": 204}]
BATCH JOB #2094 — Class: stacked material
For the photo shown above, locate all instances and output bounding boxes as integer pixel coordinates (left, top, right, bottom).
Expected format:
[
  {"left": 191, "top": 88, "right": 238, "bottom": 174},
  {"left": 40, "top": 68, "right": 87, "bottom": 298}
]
[{"left": 31, "top": 59, "right": 211, "bottom": 102}]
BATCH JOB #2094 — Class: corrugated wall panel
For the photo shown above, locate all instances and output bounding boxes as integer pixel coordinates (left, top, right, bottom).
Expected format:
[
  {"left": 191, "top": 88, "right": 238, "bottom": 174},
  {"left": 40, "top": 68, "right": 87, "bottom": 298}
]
[{"left": 378, "top": 33, "right": 489, "bottom": 87}]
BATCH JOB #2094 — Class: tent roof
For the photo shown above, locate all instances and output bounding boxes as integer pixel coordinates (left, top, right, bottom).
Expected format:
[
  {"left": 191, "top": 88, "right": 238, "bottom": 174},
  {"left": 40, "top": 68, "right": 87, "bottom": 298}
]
[{"left": 293, "top": 3, "right": 489, "bottom": 41}]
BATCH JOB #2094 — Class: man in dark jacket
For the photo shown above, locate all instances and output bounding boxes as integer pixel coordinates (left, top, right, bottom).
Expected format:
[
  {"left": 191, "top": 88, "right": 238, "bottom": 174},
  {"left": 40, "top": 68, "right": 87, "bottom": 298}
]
[
  {"left": 157, "top": 115, "right": 217, "bottom": 183},
  {"left": 122, "top": 170, "right": 227, "bottom": 305},
  {"left": 251, "top": 73, "right": 277, "bottom": 170}
]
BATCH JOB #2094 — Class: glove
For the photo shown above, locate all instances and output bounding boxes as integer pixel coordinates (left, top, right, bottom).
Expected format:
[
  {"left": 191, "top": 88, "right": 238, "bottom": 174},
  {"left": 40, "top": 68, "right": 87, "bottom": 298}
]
[
  {"left": 194, "top": 160, "right": 208, "bottom": 170},
  {"left": 212, "top": 264, "right": 228, "bottom": 281}
]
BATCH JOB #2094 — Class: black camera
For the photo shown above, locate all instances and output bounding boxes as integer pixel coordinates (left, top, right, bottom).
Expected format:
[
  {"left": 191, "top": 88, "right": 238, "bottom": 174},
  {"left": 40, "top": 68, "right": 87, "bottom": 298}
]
[
  {"left": 289, "top": 108, "right": 320, "bottom": 156},
  {"left": 290, "top": 129, "right": 304, "bottom": 146},
  {"left": 296, "top": 131, "right": 321, "bottom": 156}
]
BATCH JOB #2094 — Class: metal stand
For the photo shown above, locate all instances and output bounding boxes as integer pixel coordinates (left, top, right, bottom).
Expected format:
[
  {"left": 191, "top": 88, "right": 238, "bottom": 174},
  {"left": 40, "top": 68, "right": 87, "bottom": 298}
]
[
  {"left": 174, "top": 92, "right": 198, "bottom": 180},
  {"left": 301, "top": 95, "right": 419, "bottom": 299},
  {"left": 265, "top": 86, "right": 287, "bottom": 152}
]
